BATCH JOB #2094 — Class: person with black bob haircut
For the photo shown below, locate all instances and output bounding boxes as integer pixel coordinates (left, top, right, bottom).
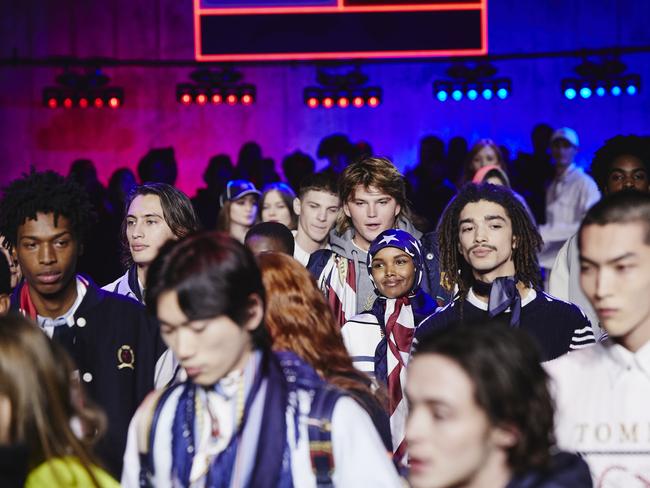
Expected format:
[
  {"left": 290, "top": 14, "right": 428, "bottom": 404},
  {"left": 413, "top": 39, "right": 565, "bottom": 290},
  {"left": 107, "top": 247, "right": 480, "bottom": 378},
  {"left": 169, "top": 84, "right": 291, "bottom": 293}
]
[
  {"left": 244, "top": 221, "right": 295, "bottom": 256},
  {"left": 416, "top": 183, "right": 594, "bottom": 361},
  {"left": 0, "top": 170, "right": 165, "bottom": 477},
  {"left": 407, "top": 322, "right": 592, "bottom": 488},
  {"left": 121, "top": 231, "right": 401, "bottom": 487}
]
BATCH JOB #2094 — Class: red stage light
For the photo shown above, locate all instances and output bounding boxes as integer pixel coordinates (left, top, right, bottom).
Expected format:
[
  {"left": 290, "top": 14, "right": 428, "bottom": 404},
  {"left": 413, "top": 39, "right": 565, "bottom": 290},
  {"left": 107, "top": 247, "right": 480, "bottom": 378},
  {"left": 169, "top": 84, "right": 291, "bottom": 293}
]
[
  {"left": 353, "top": 96, "right": 364, "bottom": 107},
  {"left": 322, "top": 97, "right": 334, "bottom": 108},
  {"left": 226, "top": 94, "right": 238, "bottom": 105},
  {"left": 337, "top": 97, "right": 349, "bottom": 108},
  {"left": 108, "top": 97, "right": 120, "bottom": 108},
  {"left": 47, "top": 98, "right": 58, "bottom": 109},
  {"left": 181, "top": 93, "right": 192, "bottom": 105},
  {"left": 211, "top": 94, "right": 223, "bottom": 104},
  {"left": 368, "top": 96, "right": 380, "bottom": 107},
  {"left": 196, "top": 93, "right": 208, "bottom": 105},
  {"left": 63, "top": 98, "right": 73, "bottom": 109},
  {"left": 307, "top": 97, "right": 319, "bottom": 108},
  {"left": 241, "top": 94, "right": 253, "bottom": 105},
  {"left": 78, "top": 98, "right": 89, "bottom": 108},
  {"left": 94, "top": 98, "right": 104, "bottom": 108}
]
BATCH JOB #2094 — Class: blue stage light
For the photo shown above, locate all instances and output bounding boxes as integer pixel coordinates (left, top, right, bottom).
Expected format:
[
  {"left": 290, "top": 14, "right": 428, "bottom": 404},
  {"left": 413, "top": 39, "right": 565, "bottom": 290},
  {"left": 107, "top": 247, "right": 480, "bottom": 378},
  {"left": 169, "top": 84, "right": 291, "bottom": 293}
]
[
  {"left": 564, "top": 88, "right": 577, "bottom": 100},
  {"left": 436, "top": 90, "right": 448, "bottom": 102},
  {"left": 595, "top": 86, "right": 606, "bottom": 97},
  {"left": 482, "top": 88, "right": 493, "bottom": 100},
  {"left": 626, "top": 85, "right": 637, "bottom": 96},
  {"left": 467, "top": 89, "right": 478, "bottom": 100},
  {"left": 579, "top": 87, "right": 592, "bottom": 99},
  {"left": 611, "top": 85, "right": 622, "bottom": 96},
  {"left": 496, "top": 88, "right": 508, "bottom": 99},
  {"left": 451, "top": 89, "right": 463, "bottom": 101}
]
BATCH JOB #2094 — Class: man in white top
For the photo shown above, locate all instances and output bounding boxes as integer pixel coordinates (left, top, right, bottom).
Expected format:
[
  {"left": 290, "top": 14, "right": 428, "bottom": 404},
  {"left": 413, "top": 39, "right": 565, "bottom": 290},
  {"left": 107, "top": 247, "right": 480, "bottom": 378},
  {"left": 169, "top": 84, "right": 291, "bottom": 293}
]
[
  {"left": 546, "top": 191, "right": 650, "bottom": 484},
  {"left": 292, "top": 172, "right": 341, "bottom": 266},
  {"left": 538, "top": 127, "right": 600, "bottom": 271}
]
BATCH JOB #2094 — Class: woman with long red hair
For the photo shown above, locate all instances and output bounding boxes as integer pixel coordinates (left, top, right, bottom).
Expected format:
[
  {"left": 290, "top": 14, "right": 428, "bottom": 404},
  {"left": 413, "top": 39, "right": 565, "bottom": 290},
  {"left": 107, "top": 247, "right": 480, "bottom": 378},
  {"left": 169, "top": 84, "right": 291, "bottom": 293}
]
[{"left": 257, "top": 252, "right": 392, "bottom": 452}]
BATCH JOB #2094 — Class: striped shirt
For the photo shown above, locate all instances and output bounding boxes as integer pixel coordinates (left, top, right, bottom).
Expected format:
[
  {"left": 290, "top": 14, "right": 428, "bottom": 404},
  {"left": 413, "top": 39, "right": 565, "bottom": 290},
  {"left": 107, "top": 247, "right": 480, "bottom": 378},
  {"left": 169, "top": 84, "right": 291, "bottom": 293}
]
[{"left": 415, "top": 288, "right": 595, "bottom": 362}]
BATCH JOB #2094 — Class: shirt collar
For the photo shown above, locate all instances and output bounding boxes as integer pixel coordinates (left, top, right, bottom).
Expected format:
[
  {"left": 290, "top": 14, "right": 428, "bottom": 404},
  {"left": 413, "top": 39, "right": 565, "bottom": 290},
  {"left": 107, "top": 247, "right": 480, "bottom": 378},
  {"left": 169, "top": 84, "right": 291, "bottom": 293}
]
[
  {"left": 37, "top": 277, "right": 88, "bottom": 329},
  {"left": 602, "top": 338, "right": 650, "bottom": 384},
  {"left": 467, "top": 286, "right": 536, "bottom": 311}
]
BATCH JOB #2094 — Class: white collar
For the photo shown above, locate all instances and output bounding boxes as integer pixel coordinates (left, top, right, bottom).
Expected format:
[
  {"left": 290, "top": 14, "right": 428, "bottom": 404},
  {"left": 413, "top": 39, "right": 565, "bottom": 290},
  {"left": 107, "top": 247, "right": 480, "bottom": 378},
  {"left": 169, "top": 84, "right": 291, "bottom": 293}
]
[
  {"left": 602, "top": 339, "right": 650, "bottom": 385},
  {"left": 466, "top": 286, "right": 536, "bottom": 311},
  {"left": 37, "top": 277, "right": 88, "bottom": 329}
]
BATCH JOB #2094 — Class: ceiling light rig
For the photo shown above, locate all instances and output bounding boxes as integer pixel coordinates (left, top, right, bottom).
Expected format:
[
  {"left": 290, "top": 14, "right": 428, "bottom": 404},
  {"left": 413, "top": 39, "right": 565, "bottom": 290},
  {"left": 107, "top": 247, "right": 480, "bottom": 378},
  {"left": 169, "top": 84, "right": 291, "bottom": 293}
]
[
  {"left": 562, "top": 57, "right": 640, "bottom": 100},
  {"left": 176, "top": 68, "right": 256, "bottom": 106},
  {"left": 43, "top": 68, "right": 124, "bottom": 109},
  {"left": 304, "top": 67, "right": 382, "bottom": 109},
  {"left": 433, "top": 62, "right": 511, "bottom": 103}
]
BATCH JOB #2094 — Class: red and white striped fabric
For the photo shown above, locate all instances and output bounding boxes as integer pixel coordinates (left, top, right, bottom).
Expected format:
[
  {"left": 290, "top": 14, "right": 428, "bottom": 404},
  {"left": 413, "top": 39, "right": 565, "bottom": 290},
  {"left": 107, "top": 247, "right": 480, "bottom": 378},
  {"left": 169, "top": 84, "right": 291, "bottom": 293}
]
[
  {"left": 318, "top": 254, "right": 358, "bottom": 327},
  {"left": 384, "top": 296, "right": 415, "bottom": 462}
]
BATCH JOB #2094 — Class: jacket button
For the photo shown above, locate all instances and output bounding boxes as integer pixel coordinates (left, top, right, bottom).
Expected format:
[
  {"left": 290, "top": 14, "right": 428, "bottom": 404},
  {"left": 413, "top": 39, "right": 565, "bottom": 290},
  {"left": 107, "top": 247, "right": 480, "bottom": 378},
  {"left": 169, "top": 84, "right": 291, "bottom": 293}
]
[
  {"left": 76, "top": 317, "right": 87, "bottom": 327},
  {"left": 426, "top": 253, "right": 434, "bottom": 260},
  {"left": 82, "top": 372, "right": 93, "bottom": 383}
]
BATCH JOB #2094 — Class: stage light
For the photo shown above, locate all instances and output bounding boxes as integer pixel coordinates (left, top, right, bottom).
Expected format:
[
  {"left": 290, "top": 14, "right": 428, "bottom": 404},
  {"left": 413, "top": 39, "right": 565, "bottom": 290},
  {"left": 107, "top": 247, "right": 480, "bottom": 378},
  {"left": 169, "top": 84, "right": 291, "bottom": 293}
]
[
  {"left": 177, "top": 68, "right": 256, "bottom": 106},
  {"left": 434, "top": 64, "right": 511, "bottom": 103},
  {"left": 304, "top": 67, "right": 381, "bottom": 109},
  {"left": 196, "top": 93, "right": 208, "bottom": 105},
  {"left": 108, "top": 97, "right": 120, "bottom": 108},
  {"left": 564, "top": 87, "right": 576, "bottom": 99},
  {"left": 43, "top": 68, "right": 124, "bottom": 109},
  {"left": 562, "top": 59, "right": 641, "bottom": 100}
]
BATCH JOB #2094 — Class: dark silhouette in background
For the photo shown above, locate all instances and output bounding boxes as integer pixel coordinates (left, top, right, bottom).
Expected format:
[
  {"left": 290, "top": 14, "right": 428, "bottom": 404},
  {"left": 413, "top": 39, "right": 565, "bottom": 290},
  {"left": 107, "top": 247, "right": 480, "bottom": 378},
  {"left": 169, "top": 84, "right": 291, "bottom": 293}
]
[
  {"left": 137, "top": 147, "right": 178, "bottom": 186},
  {"left": 191, "top": 154, "right": 234, "bottom": 230}
]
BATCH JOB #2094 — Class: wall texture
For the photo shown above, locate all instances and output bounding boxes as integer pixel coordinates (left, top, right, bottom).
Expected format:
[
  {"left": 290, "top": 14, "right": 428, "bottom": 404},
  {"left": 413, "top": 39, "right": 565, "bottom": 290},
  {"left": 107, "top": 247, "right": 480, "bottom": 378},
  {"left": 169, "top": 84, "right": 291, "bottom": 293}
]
[{"left": 0, "top": 0, "right": 649, "bottom": 194}]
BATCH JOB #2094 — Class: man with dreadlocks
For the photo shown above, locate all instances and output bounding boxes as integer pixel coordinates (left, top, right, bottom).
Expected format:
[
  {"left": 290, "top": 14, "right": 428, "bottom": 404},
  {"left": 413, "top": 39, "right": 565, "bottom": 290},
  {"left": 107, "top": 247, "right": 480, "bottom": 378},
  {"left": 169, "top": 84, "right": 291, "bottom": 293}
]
[
  {"left": 0, "top": 170, "right": 165, "bottom": 477},
  {"left": 415, "top": 183, "right": 594, "bottom": 362}
]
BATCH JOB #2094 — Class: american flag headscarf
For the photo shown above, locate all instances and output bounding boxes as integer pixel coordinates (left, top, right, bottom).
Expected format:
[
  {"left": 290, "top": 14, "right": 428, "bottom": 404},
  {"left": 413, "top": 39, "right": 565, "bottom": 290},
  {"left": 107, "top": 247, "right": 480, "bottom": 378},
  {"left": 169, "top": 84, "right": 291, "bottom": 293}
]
[{"left": 367, "top": 229, "right": 423, "bottom": 463}]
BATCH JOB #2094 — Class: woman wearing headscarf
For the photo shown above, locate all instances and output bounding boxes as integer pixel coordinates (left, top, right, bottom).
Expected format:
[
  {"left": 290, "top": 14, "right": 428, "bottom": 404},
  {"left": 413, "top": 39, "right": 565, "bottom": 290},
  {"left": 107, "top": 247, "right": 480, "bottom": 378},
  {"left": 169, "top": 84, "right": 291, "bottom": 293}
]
[{"left": 341, "top": 229, "right": 437, "bottom": 465}]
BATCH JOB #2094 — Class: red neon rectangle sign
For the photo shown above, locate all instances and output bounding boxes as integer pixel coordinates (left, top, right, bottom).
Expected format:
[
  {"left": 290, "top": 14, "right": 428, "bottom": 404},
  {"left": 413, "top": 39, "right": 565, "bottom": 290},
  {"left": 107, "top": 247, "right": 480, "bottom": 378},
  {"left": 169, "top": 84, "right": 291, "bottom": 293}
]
[{"left": 194, "top": 0, "right": 487, "bottom": 61}]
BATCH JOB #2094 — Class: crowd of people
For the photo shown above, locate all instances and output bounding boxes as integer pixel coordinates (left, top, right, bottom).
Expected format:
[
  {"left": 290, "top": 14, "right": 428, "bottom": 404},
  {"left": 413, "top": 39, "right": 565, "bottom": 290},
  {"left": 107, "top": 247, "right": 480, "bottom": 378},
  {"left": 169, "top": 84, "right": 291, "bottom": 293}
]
[{"left": 0, "top": 126, "right": 649, "bottom": 487}]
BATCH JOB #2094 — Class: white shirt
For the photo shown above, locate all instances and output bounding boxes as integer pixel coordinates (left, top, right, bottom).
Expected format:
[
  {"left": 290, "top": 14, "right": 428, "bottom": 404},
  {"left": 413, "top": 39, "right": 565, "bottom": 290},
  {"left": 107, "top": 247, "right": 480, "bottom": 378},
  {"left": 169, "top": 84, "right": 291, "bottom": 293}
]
[
  {"left": 539, "top": 164, "right": 600, "bottom": 268},
  {"left": 292, "top": 230, "right": 331, "bottom": 267},
  {"left": 545, "top": 339, "right": 650, "bottom": 485}
]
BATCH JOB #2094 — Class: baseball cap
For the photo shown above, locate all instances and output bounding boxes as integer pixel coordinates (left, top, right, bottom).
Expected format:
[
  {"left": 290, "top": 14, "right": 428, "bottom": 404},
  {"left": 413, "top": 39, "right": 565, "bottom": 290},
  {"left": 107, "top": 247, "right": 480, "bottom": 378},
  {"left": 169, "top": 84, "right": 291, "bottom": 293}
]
[
  {"left": 550, "top": 127, "right": 579, "bottom": 147},
  {"left": 220, "top": 180, "right": 261, "bottom": 206}
]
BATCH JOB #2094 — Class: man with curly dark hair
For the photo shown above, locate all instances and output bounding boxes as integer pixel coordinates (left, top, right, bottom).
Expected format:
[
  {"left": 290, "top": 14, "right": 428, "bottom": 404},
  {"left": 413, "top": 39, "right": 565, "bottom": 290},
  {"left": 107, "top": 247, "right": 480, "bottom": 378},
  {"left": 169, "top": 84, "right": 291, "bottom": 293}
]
[
  {"left": 0, "top": 170, "right": 165, "bottom": 477},
  {"left": 549, "top": 135, "right": 650, "bottom": 338},
  {"left": 415, "top": 183, "right": 594, "bottom": 361}
]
